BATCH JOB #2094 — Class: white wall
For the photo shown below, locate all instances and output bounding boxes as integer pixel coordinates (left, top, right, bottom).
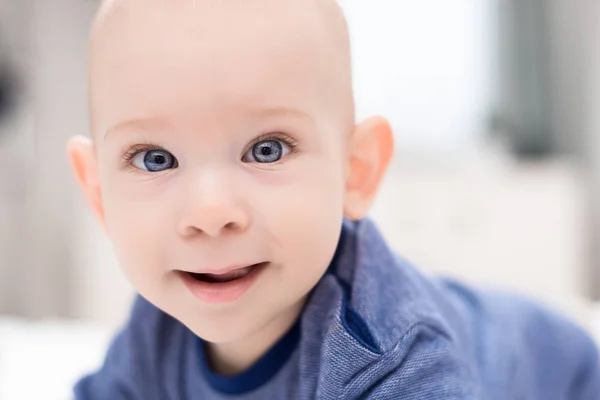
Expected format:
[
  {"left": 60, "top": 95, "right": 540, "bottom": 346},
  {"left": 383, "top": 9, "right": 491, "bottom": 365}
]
[
  {"left": 372, "top": 151, "right": 591, "bottom": 325},
  {"left": 582, "top": 1, "right": 600, "bottom": 300},
  {"left": 342, "top": 0, "right": 494, "bottom": 152}
]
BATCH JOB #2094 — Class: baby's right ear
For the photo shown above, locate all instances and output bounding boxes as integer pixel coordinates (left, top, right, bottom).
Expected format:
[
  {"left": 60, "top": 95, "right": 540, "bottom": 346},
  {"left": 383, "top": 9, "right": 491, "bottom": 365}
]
[{"left": 66, "top": 136, "right": 106, "bottom": 230}]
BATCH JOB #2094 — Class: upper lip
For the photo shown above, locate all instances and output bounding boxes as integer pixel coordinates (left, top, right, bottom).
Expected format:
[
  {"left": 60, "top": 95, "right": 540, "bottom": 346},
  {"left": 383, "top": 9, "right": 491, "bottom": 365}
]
[{"left": 184, "top": 262, "right": 265, "bottom": 276}]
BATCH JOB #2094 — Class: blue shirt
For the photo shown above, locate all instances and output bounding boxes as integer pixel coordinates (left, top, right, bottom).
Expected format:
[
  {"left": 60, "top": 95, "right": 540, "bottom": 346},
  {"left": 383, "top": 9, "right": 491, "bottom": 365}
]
[{"left": 74, "top": 218, "right": 600, "bottom": 399}]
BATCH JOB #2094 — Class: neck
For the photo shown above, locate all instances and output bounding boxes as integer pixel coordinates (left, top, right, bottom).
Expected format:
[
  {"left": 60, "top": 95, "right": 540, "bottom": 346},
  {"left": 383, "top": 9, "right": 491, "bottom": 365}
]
[{"left": 205, "top": 297, "right": 306, "bottom": 376}]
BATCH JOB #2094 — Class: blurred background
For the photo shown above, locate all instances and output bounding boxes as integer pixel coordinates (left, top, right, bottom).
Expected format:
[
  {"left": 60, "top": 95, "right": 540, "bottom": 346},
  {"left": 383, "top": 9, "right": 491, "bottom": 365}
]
[{"left": 1, "top": 0, "right": 600, "bottom": 398}]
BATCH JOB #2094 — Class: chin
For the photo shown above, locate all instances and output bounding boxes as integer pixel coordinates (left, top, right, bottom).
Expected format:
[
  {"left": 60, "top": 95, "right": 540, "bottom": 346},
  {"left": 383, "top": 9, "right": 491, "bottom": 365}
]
[
  {"left": 189, "top": 321, "right": 255, "bottom": 344},
  {"left": 178, "top": 308, "right": 257, "bottom": 344}
]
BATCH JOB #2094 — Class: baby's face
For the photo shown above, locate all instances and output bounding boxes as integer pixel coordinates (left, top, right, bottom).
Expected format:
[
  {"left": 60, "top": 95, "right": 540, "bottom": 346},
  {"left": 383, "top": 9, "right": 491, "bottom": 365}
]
[{"left": 84, "top": 0, "right": 356, "bottom": 342}]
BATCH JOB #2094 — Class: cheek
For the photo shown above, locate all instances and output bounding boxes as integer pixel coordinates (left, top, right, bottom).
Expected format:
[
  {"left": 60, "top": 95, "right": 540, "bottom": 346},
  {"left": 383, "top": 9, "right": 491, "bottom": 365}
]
[
  {"left": 100, "top": 180, "right": 171, "bottom": 284},
  {"left": 258, "top": 155, "right": 346, "bottom": 285}
]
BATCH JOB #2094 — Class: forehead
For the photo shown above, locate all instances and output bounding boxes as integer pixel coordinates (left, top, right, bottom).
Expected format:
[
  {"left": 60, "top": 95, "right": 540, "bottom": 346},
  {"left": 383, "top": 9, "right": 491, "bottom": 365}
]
[{"left": 90, "top": 0, "right": 343, "bottom": 134}]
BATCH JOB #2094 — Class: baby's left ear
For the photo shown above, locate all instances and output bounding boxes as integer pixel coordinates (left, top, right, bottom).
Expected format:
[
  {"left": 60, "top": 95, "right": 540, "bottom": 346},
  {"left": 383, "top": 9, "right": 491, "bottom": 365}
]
[{"left": 343, "top": 116, "right": 394, "bottom": 220}]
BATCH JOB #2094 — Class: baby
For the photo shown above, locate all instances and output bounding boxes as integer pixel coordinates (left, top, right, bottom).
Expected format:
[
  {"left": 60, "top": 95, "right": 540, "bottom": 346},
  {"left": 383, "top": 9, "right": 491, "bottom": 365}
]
[{"left": 67, "top": 0, "right": 600, "bottom": 399}]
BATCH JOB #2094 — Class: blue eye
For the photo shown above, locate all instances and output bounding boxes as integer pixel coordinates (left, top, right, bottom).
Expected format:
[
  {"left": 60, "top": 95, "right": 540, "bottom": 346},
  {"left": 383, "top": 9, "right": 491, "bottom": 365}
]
[
  {"left": 244, "top": 139, "right": 291, "bottom": 163},
  {"left": 132, "top": 149, "right": 178, "bottom": 172}
]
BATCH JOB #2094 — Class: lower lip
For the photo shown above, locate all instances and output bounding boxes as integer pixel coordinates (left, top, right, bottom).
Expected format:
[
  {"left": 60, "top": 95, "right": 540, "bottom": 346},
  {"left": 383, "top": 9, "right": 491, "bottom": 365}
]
[{"left": 180, "top": 263, "right": 267, "bottom": 304}]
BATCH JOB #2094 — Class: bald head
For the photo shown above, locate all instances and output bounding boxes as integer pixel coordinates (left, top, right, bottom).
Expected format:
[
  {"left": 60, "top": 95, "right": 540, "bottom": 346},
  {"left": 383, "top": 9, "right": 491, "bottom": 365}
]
[{"left": 88, "top": 0, "right": 354, "bottom": 140}]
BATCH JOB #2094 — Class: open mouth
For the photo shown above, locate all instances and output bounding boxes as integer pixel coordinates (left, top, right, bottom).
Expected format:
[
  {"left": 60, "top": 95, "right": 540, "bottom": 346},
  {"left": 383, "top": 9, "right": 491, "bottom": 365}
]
[
  {"left": 180, "top": 262, "right": 268, "bottom": 303},
  {"left": 187, "top": 262, "right": 267, "bottom": 284}
]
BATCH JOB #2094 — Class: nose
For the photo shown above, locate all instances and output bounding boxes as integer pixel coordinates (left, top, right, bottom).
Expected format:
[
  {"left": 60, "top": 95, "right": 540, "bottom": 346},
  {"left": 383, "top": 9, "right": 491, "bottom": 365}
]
[{"left": 177, "top": 170, "right": 251, "bottom": 238}]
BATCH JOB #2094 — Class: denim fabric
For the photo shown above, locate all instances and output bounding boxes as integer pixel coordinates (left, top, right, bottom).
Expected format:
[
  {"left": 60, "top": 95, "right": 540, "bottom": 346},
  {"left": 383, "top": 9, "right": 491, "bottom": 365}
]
[{"left": 74, "top": 218, "right": 600, "bottom": 399}]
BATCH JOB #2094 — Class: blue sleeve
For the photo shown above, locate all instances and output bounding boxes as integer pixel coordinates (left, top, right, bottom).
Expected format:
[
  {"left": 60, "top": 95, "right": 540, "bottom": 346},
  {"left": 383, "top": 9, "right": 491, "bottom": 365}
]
[
  {"left": 73, "top": 297, "right": 163, "bottom": 400},
  {"left": 569, "top": 333, "right": 600, "bottom": 399},
  {"left": 521, "top": 305, "right": 600, "bottom": 400},
  {"left": 443, "top": 280, "right": 600, "bottom": 399}
]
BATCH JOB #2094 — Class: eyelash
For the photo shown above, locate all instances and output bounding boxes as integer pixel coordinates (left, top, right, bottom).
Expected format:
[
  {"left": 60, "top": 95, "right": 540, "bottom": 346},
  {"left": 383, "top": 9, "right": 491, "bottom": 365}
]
[
  {"left": 122, "top": 141, "right": 163, "bottom": 164},
  {"left": 121, "top": 133, "right": 300, "bottom": 165},
  {"left": 244, "top": 132, "right": 299, "bottom": 157}
]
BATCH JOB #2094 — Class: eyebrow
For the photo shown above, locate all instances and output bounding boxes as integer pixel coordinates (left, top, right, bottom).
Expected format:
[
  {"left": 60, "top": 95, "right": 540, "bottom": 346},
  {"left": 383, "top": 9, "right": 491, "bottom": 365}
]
[
  {"left": 246, "top": 106, "right": 317, "bottom": 130},
  {"left": 251, "top": 106, "right": 314, "bottom": 121},
  {"left": 104, "top": 117, "right": 172, "bottom": 140}
]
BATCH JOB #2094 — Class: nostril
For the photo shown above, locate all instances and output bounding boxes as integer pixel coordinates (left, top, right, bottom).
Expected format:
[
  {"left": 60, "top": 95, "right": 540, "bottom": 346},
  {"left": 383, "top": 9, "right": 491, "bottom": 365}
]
[{"left": 224, "top": 222, "right": 238, "bottom": 231}]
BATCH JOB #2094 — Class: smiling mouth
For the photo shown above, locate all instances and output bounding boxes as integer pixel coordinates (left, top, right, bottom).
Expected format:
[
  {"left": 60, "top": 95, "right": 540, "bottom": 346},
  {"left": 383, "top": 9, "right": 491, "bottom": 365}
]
[
  {"left": 180, "top": 262, "right": 268, "bottom": 303},
  {"left": 187, "top": 262, "right": 268, "bottom": 284}
]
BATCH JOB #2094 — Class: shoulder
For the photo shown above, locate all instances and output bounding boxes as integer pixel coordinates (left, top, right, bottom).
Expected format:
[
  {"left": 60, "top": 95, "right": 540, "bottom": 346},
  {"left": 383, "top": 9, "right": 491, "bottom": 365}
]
[
  {"left": 73, "top": 295, "right": 189, "bottom": 400},
  {"left": 106, "top": 295, "right": 184, "bottom": 366}
]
